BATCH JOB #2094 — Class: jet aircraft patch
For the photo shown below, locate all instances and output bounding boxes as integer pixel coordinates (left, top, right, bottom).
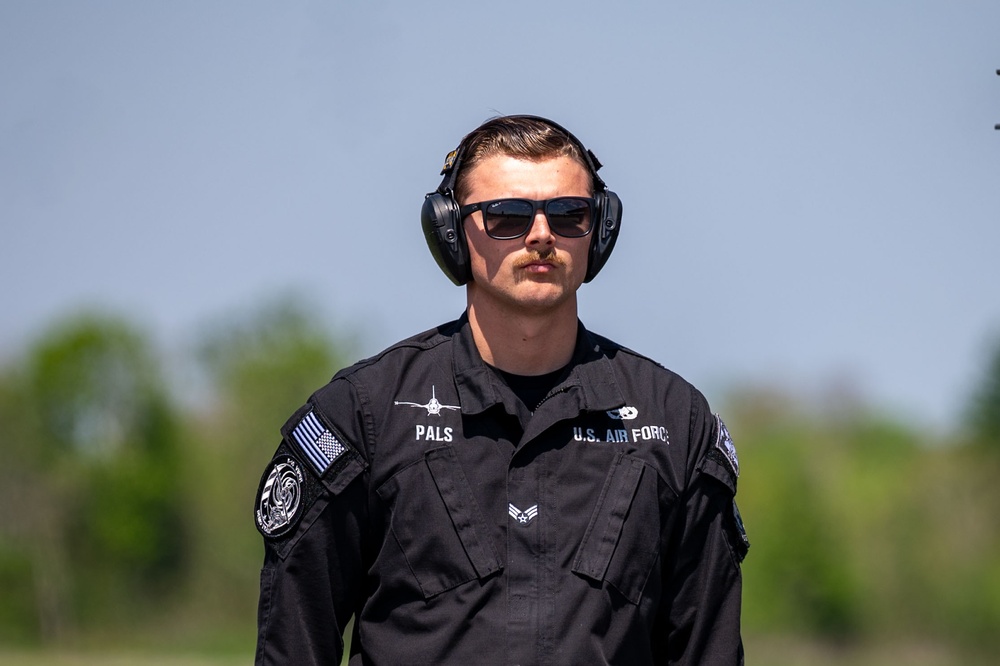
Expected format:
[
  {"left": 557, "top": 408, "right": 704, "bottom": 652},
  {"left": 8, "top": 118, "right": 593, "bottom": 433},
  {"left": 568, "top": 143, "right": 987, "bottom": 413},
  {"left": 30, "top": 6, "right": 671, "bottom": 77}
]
[{"left": 394, "top": 386, "right": 461, "bottom": 416}]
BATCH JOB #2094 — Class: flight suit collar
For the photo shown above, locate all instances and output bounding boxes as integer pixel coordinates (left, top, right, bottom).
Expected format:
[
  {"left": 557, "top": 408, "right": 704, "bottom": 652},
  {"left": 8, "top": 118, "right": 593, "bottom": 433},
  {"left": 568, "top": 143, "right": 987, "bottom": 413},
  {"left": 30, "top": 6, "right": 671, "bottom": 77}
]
[{"left": 451, "top": 311, "right": 626, "bottom": 417}]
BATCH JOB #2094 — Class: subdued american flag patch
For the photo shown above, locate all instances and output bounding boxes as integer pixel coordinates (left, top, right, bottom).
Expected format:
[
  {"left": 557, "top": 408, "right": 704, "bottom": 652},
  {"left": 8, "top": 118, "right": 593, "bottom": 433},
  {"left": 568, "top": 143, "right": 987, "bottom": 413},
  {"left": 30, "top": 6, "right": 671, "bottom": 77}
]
[{"left": 291, "top": 410, "right": 346, "bottom": 475}]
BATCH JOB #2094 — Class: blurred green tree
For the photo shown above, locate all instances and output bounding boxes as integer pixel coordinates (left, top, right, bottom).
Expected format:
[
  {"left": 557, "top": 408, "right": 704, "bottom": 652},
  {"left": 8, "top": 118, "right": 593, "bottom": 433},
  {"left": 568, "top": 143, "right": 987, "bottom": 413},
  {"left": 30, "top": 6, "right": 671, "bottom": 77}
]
[
  {"left": 734, "top": 412, "right": 865, "bottom": 640},
  {"left": 0, "top": 312, "right": 186, "bottom": 644},
  {"left": 179, "top": 297, "right": 354, "bottom": 643},
  {"left": 967, "top": 334, "right": 1000, "bottom": 446},
  {"left": 733, "top": 384, "right": 1000, "bottom": 655}
]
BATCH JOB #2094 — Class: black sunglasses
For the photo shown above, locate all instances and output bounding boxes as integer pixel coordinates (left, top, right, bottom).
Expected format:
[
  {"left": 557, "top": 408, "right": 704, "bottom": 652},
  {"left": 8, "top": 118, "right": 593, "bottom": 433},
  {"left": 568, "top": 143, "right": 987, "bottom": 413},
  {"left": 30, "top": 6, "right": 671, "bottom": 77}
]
[{"left": 459, "top": 197, "right": 596, "bottom": 240}]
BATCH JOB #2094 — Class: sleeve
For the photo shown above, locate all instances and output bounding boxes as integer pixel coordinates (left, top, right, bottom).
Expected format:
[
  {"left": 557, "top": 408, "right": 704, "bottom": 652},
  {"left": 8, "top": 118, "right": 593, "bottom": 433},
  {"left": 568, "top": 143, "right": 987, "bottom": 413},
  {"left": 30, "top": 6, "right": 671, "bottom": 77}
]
[
  {"left": 654, "top": 395, "right": 749, "bottom": 665},
  {"left": 253, "top": 377, "right": 370, "bottom": 666}
]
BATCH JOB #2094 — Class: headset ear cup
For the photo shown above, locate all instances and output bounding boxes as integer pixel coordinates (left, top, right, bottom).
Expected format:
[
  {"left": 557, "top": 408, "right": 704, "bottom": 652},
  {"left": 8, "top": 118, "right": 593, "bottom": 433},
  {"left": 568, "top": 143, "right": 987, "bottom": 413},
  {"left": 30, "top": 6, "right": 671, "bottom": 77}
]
[
  {"left": 421, "top": 192, "right": 471, "bottom": 285},
  {"left": 585, "top": 190, "right": 622, "bottom": 283}
]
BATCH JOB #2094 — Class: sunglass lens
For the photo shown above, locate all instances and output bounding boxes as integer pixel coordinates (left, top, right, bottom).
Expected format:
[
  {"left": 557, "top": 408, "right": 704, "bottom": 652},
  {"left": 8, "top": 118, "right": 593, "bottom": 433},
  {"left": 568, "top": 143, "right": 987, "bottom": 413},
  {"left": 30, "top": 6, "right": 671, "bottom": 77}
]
[
  {"left": 484, "top": 199, "right": 534, "bottom": 239},
  {"left": 545, "top": 198, "right": 592, "bottom": 237}
]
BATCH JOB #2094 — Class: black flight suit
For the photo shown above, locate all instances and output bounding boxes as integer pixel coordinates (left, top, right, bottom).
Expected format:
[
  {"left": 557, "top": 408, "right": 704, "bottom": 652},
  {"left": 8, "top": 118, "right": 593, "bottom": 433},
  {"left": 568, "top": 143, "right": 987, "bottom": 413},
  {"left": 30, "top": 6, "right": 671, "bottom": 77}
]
[{"left": 254, "top": 313, "right": 748, "bottom": 665}]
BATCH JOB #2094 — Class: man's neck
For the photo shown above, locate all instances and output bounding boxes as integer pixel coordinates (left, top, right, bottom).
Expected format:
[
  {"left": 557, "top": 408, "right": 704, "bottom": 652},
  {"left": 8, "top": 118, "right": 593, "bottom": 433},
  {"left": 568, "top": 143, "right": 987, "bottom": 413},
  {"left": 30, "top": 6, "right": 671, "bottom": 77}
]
[{"left": 466, "top": 298, "right": 578, "bottom": 376}]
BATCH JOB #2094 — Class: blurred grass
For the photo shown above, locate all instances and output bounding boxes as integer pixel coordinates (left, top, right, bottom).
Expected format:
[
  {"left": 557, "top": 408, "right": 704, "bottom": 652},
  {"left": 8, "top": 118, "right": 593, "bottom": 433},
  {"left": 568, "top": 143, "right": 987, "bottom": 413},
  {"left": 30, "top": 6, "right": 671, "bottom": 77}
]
[
  {"left": 745, "top": 635, "right": 993, "bottom": 666},
  {"left": 0, "top": 654, "right": 251, "bottom": 666},
  {"left": 0, "top": 637, "right": 992, "bottom": 666}
]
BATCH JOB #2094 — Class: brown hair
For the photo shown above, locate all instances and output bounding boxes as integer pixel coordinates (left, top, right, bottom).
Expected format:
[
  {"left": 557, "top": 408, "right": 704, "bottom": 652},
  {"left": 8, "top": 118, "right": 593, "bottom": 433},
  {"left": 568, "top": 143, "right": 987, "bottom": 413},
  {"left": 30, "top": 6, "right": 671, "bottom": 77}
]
[{"left": 453, "top": 116, "right": 593, "bottom": 203}]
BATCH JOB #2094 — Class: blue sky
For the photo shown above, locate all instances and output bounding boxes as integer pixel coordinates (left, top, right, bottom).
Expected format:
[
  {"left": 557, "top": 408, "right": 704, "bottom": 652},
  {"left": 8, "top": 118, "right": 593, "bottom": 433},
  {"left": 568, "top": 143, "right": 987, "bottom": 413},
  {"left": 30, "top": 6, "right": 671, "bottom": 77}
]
[{"left": 2, "top": 1, "right": 999, "bottom": 430}]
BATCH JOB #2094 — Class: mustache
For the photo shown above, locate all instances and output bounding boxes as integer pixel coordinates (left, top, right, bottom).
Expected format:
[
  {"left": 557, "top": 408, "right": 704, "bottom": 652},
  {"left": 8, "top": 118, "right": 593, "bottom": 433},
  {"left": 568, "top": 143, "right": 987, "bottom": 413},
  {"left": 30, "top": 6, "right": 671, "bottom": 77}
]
[{"left": 513, "top": 250, "right": 565, "bottom": 270}]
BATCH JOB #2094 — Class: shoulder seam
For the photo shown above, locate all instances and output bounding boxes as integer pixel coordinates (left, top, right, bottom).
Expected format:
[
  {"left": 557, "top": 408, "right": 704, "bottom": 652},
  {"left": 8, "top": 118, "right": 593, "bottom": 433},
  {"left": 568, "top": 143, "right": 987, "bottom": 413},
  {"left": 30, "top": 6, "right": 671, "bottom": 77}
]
[
  {"left": 591, "top": 333, "right": 660, "bottom": 366},
  {"left": 333, "top": 326, "right": 454, "bottom": 381}
]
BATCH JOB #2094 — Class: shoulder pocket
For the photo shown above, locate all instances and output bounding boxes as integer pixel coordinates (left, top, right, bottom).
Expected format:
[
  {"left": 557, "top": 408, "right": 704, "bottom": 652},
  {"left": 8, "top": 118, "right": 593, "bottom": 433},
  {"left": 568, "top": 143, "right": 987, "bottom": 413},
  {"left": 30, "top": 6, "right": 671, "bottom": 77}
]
[
  {"left": 696, "top": 459, "right": 750, "bottom": 566},
  {"left": 571, "top": 452, "right": 666, "bottom": 604},
  {"left": 376, "top": 446, "right": 502, "bottom": 598}
]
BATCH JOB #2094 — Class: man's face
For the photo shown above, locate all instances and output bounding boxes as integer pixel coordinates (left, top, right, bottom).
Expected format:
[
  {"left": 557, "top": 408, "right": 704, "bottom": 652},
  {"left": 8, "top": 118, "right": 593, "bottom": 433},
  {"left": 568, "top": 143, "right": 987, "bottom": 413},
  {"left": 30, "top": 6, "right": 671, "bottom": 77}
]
[{"left": 461, "top": 154, "right": 593, "bottom": 316}]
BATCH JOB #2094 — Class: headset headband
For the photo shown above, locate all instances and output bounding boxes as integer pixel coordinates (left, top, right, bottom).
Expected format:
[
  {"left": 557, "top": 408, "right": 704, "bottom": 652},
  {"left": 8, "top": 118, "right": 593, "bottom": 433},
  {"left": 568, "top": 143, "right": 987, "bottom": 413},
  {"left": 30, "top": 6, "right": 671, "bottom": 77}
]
[{"left": 435, "top": 115, "right": 608, "bottom": 197}]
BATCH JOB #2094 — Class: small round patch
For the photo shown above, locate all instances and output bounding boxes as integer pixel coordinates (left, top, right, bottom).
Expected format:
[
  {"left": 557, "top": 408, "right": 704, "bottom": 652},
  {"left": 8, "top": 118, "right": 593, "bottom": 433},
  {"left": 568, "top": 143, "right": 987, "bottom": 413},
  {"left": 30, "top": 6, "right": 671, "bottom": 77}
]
[
  {"left": 255, "top": 455, "right": 305, "bottom": 538},
  {"left": 606, "top": 406, "right": 639, "bottom": 420}
]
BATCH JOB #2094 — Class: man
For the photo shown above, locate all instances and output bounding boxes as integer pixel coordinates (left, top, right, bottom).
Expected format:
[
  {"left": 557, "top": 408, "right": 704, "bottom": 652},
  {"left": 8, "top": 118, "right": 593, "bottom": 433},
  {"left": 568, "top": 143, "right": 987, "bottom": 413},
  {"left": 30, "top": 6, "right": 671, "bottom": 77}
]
[{"left": 253, "top": 115, "right": 748, "bottom": 665}]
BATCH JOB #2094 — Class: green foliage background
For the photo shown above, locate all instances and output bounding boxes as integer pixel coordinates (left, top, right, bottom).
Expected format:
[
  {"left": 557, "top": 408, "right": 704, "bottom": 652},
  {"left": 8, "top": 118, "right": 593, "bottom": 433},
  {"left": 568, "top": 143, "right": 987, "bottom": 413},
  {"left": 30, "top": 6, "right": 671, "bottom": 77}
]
[{"left": 1, "top": 302, "right": 998, "bottom": 662}]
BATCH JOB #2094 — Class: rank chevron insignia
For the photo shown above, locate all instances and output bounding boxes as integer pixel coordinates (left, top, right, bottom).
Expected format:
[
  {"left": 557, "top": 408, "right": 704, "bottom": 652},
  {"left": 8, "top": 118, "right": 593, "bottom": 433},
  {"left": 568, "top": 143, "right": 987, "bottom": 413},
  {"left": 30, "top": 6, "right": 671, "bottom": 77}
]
[{"left": 508, "top": 503, "right": 538, "bottom": 525}]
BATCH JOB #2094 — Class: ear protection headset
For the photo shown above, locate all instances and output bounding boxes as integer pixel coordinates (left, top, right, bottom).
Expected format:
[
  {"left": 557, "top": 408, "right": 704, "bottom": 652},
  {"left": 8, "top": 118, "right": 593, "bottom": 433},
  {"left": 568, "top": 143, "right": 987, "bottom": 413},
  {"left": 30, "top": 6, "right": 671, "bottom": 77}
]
[{"left": 420, "top": 115, "right": 623, "bottom": 286}]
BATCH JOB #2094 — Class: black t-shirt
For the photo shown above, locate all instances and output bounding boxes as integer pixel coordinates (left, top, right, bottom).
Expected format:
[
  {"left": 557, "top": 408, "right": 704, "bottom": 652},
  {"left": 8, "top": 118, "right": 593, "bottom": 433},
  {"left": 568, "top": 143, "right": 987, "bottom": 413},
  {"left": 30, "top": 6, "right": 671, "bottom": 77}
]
[{"left": 491, "top": 364, "right": 570, "bottom": 412}]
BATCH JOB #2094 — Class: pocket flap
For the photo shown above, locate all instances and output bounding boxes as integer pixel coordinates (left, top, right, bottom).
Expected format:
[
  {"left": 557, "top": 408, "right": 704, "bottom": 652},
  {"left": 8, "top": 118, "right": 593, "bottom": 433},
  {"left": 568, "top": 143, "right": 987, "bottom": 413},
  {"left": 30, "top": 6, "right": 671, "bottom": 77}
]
[
  {"left": 571, "top": 452, "right": 645, "bottom": 582},
  {"left": 425, "top": 447, "right": 502, "bottom": 580}
]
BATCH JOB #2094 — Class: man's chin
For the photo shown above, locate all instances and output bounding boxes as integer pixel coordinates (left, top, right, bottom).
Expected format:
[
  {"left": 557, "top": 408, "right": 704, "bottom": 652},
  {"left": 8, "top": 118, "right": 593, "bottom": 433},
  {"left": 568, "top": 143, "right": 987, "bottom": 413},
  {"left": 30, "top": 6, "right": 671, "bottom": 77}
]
[{"left": 508, "top": 284, "right": 577, "bottom": 313}]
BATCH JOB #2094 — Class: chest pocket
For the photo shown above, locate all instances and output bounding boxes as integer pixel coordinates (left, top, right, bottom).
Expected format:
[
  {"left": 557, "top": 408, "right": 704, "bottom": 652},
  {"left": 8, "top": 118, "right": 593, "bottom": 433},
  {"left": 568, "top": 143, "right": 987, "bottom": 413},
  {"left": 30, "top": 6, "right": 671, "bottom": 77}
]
[
  {"left": 376, "top": 446, "right": 502, "bottom": 598},
  {"left": 571, "top": 452, "right": 666, "bottom": 605}
]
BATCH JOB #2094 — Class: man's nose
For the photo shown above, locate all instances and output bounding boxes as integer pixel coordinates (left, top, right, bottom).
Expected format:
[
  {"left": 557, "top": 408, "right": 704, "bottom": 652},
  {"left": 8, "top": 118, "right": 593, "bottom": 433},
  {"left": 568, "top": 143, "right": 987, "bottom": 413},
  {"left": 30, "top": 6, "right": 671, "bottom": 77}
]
[{"left": 524, "top": 211, "right": 555, "bottom": 246}]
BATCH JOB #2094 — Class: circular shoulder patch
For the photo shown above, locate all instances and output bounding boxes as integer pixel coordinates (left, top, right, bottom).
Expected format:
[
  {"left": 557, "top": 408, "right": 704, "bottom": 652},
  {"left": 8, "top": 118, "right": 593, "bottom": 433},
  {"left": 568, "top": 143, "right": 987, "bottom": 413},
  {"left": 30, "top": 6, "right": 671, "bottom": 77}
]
[{"left": 255, "top": 455, "right": 305, "bottom": 538}]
